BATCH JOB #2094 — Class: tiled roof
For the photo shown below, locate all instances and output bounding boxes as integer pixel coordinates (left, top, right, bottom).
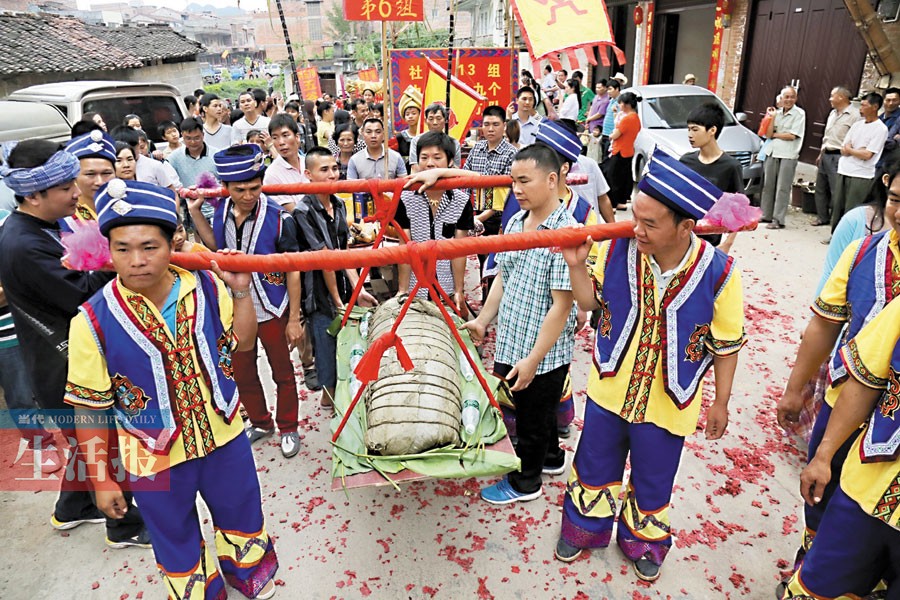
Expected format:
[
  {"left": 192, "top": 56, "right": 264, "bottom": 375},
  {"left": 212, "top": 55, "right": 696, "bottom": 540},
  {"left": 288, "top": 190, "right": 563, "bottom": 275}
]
[{"left": 0, "top": 11, "right": 203, "bottom": 76}]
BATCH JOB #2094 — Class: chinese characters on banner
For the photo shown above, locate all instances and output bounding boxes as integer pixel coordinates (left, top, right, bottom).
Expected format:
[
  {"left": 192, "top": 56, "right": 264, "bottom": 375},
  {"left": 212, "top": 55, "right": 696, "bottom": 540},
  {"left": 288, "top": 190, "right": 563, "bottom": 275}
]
[
  {"left": 343, "top": 0, "right": 424, "bottom": 21},
  {"left": 358, "top": 68, "right": 379, "bottom": 82},
  {"left": 296, "top": 66, "right": 322, "bottom": 101},
  {"left": 641, "top": 2, "right": 654, "bottom": 85},
  {"left": 707, "top": 0, "right": 725, "bottom": 93},
  {"left": 390, "top": 49, "right": 518, "bottom": 137}
]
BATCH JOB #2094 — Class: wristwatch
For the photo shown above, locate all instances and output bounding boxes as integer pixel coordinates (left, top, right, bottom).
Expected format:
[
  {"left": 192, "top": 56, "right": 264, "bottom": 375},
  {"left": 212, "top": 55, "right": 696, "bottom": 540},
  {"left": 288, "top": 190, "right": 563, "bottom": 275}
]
[{"left": 232, "top": 288, "right": 251, "bottom": 299}]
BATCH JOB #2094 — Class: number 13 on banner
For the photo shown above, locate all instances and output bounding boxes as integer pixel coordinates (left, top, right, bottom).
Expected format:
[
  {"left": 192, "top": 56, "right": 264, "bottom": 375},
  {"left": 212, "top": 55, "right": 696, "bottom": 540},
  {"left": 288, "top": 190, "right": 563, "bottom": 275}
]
[{"left": 344, "top": 0, "right": 424, "bottom": 21}]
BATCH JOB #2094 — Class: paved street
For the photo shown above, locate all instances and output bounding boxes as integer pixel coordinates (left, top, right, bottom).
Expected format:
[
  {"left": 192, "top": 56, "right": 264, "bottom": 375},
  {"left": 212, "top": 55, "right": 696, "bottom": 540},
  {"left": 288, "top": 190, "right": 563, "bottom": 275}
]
[{"left": 0, "top": 202, "right": 830, "bottom": 599}]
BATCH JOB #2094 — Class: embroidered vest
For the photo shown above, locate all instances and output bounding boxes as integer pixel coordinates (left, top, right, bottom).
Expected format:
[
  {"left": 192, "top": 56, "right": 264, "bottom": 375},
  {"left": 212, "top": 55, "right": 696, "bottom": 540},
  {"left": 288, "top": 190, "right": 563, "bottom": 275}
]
[
  {"left": 593, "top": 238, "right": 733, "bottom": 409},
  {"left": 80, "top": 271, "right": 239, "bottom": 455},
  {"left": 829, "top": 231, "right": 898, "bottom": 386},
  {"left": 565, "top": 190, "right": 593, "bottom": 225},
  {"left": 213, "top": 195, "right": 288, "bottom": 318},
  {"left": 860, "top": 344, "right": 900, "bottom": 462}
]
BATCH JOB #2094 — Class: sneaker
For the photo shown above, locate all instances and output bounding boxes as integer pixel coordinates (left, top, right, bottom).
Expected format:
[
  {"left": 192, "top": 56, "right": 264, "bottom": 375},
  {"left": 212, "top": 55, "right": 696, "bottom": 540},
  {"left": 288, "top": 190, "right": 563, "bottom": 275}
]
[
  {"left": 280, "top": 432, "right": 300, "bottom": 458},
  {"left": 557, "top": 425, "right": 571, "bottom": 439},
  {"left": 36, "top": 443, "right": 65, "bottom": 474},
  {"left": 303, "top": 366, "right": 322, "bottom": 391},
  {"left": 480, "top": 478, "right": 542, "bottom": 505},
  {"left": 542, "top": 460, "right": 567, "bottom": 477},
  {"left": 106, "top": 528, "right": 152, "bottom": 549},
  {"left": 246, "top": 426, "right": 275, "bottom": 444},
  {"left": 633, "top": 556, "right": 661, "bottom": 582},
  {"left": 50, "top": 509, "right": 106, "bottom": 531},
  {"left": 554, "top": 538, "right": 583, "bottom": 562}
]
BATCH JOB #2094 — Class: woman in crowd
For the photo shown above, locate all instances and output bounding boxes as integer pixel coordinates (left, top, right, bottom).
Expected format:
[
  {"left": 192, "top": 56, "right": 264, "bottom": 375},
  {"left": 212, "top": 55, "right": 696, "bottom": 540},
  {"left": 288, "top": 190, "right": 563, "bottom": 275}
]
[
  {"left": 602, "top": 91, "right": 641, "bottom": 211},
  {"left": 113, "top": 141, "right": 137, "bottom": 180},
  {"left": 558, "top": 78, "right": 582, "bottom": 129},
  {"left": 333, "top": 125, "right": 358, "bottom": 181}
]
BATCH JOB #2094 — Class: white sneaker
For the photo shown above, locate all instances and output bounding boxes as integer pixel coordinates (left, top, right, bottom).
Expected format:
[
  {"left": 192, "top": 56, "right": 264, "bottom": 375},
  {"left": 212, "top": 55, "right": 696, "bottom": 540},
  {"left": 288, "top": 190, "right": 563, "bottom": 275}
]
[{"left": 280, "top": 432, "right": 300, "bottom": 458}]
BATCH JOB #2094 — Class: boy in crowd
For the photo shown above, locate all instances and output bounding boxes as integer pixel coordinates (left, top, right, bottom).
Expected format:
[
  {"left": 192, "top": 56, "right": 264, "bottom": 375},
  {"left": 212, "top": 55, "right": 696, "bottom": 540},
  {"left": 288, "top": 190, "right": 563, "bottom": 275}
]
[
  {"left": 157, "top": 121, "right": 182, "bottom": 159},
  {"left": 292, "top": 147, "right": 377, "bottom": 408},
  {"left": 396, "top": 131, "right": 475, "bottom": 312},
  {"left": 680, "top": 102, "right": 745, "bottom": 253}
]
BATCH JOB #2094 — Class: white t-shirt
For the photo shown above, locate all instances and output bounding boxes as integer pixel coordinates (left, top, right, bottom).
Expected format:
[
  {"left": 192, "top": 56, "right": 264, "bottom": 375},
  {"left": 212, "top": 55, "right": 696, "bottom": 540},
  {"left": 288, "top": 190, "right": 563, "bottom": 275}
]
[
  {"left": 559, "top": 94, "right": 579, "bottom": 120},
  {"left": 203, "top": 124, "right": 233, "bottom": 152},
  {"left": 231, "top": 115, "right": 271, "bottom": 145},
  {"left": 837, "top": 119, "right": 889, "bottom": 179},
  {"left": 570, "top": 155, "right": 610, "bottom": 215},
  {"left": 135, "top": 155, "right": 178, "bottom": 188}
]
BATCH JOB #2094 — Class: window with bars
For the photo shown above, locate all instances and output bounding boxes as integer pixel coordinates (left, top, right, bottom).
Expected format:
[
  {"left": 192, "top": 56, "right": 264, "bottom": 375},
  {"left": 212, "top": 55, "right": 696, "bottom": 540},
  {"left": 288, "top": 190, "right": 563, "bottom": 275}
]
[{"left": 309, "top": 18, "right": 322, "bottom": 40}]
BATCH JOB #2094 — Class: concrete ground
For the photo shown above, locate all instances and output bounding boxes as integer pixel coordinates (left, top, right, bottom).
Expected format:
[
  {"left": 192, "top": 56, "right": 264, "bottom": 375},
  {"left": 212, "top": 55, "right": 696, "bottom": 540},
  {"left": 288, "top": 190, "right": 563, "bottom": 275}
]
[{"left": 0, "top": 201, "right": 831, "bottom": 599}]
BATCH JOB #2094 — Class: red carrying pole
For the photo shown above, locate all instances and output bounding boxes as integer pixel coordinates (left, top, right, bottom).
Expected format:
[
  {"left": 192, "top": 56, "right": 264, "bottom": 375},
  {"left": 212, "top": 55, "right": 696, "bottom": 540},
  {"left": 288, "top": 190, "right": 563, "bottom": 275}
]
[
  {"left": 170, "top": 221, "right": 755, "bottom": 273},
  {"left": 177, "top": 174, "right": 589, "bottom": 199}
]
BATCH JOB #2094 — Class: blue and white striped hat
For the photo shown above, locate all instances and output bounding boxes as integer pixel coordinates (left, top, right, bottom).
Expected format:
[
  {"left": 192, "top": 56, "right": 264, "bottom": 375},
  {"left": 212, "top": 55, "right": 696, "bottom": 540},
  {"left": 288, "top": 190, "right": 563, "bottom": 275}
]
[
  {"left": 96, "top": 178, "right": 178, "bottom": 237},
  {"left": 214, "top": 144, "right": 266, "bottom": 182},
  {"left": 534, "top": 120, "right": 582, "bottom": 164},
  {"left": 638, "top": 147, "right": 721, "bottom": 219},
  {"left": 66, "top": 130, "right": 116, "bottom": 165}
]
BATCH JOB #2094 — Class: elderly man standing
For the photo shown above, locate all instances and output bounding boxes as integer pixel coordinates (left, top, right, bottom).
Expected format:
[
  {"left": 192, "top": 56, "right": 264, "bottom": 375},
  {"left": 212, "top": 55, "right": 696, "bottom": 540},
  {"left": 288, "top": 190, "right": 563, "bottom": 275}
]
[
  {"left": 812, "top": 87, "right": 860, "bottom": 227},
  {"left": 831, "top": 92, "right": 889, "bottom": 231},
  {"left": 760, "top": 86, "right": 806, "bottom": 230}
]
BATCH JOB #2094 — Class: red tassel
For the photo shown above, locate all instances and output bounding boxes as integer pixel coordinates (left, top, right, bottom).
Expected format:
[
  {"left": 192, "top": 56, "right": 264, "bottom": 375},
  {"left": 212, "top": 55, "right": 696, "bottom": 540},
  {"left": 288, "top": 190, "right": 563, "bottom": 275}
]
[
  {"left": 599, "top": 46, "right": 611, "bottom": 67},
  {"left": 354, "top": 331, "right": 414, "bottom": 383}
]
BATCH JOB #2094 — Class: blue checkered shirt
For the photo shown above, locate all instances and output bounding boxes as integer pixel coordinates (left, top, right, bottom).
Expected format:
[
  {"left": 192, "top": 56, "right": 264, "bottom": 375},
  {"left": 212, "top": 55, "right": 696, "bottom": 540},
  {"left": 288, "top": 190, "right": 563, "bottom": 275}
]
[{"left": 493, "top": 203, "right": 577, "bottom": 374}]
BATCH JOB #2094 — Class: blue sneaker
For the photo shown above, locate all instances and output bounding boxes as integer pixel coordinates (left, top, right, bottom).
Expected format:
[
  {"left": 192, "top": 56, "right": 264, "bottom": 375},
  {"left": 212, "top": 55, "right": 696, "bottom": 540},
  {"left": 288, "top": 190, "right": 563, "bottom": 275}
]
[{"left": 480, "top": 478, "right": 542, "bottom": 505}]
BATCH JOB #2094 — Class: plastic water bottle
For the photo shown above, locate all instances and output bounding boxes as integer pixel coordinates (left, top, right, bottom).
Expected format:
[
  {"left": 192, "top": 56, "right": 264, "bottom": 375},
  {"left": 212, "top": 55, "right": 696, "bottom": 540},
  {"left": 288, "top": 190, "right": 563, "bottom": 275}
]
[
  {"left": 459, "top": 353, "right": 475, "bottom": 382},
  {"left": 349, "top": 344, "right": 365, "bottom": 398},
  {"left": 461, "top": 395, "right": 480, "bottom": 436}
]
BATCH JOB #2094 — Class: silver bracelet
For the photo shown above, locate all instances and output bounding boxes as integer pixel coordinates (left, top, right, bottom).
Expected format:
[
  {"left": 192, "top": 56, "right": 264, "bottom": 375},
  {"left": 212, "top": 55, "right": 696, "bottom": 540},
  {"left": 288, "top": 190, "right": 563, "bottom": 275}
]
[{"left": 232, "top": 288, "right": 251, "bottom": 299}]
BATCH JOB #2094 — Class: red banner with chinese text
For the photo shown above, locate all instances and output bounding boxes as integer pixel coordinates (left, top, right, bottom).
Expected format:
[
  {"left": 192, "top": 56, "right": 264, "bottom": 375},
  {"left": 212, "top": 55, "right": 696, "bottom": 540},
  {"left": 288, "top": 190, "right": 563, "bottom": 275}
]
[
  {"left": 343, "top": 0, "right": 423, "bottom": 21},
  {"left": 390, "top": 49, "right": 518, "bottom": 135},
  {"left": 296, "top": 66, "right": 322, "bottom": 101},
  {"left": 358, "top": 68, "right": 379, "bottom": 82},
  {"left": 707, "top": 0, "right": 725, "bottom": 93},
  {"left": 641, "top": 2, "right": 654, "bottom": 85}
]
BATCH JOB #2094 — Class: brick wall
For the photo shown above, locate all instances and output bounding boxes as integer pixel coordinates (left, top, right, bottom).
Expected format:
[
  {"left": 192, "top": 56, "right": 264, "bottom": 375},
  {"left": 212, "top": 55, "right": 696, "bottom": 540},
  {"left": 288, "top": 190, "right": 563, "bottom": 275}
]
[
  {"left": 717, "top": 0, "right": 750, "bottom": 110},
  {"left": 0, "top": 61, "right": 202, "bottom": 102}
]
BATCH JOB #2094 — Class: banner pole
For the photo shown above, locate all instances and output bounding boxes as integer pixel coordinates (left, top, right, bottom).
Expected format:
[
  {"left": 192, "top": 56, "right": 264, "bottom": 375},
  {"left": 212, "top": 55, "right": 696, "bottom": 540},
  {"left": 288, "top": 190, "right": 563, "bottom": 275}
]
[
  {"left": 445, "top": 0, "right": 456, "bottom": 133},
  {"left": 382, "top": 20, "right": 390, "bottom": 180}
]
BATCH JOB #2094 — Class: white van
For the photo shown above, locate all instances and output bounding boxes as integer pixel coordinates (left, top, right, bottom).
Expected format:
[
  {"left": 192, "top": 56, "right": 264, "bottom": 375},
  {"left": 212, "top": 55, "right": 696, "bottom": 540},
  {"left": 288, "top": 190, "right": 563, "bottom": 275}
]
[
  {"left": 6, "top": 81, "right": 187, "bottom": 143},
  {"left": 0, "top": 100, "right": 73, "bottom": 211}
]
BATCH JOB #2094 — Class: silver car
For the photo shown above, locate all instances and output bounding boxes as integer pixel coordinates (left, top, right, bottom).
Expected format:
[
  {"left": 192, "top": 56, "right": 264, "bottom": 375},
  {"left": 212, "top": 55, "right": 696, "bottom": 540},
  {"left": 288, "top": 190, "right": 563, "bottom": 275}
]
[{"left": 624, "top": 84, "right": 763, "bottom": 199}]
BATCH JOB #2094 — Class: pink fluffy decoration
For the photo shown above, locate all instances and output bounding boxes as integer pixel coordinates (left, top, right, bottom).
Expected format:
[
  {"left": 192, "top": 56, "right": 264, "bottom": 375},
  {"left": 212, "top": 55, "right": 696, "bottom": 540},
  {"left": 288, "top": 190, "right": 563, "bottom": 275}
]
[
  {"left": 702, "top": 192, "right": 762, "bottom": 231},
  {"left": 61, "top": 219, "right": 113, "bottom": 271},
  {"left": 196, "top": 171, "right": 224, "bottom": 209}
]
